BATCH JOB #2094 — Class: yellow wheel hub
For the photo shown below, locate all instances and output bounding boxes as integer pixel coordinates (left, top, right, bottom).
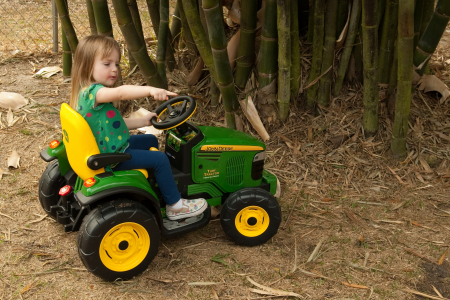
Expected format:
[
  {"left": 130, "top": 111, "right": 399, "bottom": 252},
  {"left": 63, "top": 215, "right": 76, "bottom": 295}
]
[
  {"left": 235, "top": 206, "right": 270, "bottom": 237},
  {"left": 99, "top": 222, "right": 150, "bottom": 272}
]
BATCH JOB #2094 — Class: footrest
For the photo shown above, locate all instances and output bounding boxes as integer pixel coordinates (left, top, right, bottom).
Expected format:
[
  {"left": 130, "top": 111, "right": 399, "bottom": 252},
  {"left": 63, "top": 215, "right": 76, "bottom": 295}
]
[{"left": 161, "top": 206, "right": 211, "bottom": 239}]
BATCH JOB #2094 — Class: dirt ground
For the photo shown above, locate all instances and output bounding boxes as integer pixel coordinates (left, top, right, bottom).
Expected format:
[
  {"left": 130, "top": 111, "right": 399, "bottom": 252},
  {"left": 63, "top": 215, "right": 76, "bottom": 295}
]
[{"left": 0, "top": 34, "right": 450, "bottom": 300}]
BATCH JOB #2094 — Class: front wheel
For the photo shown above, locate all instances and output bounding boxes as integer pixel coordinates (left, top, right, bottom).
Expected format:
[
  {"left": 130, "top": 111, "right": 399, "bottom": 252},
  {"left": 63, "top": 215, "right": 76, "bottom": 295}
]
[
  {"left": 220, "top": 188, "right": 281, "bottom": 246},
  {"left": 77, "top": 199, "right": 160, "bottom": 281}
]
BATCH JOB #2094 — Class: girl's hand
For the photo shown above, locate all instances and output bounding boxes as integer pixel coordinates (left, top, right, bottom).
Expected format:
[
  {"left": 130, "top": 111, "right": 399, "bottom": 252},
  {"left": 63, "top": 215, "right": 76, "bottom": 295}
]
[
  {"left": 149, "top": 87, "right": 178, "bottom": 101},
  {"left": 142, "top": 112, "right": 158, "bottom": 127}
]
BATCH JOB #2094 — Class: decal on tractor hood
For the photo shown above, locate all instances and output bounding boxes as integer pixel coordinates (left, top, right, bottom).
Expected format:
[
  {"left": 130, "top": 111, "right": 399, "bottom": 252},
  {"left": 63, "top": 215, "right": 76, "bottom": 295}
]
[{"left": 200, "top": 145, "right": 264, "bottom": 152}]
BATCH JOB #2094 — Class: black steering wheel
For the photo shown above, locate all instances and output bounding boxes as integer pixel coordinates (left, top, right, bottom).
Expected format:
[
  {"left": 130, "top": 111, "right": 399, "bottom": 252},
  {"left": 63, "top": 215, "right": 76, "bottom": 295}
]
[{"left": 151, "top": 95, "right": 196, "bottom": 130}]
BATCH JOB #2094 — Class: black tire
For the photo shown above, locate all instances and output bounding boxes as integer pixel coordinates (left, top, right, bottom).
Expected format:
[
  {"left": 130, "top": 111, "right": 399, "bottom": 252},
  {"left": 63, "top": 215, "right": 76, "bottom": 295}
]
[
  {"left": 38, "top": 160, "right": 65, "bottom": 219},
  {"left": 77, "top": 199, "right": 160, "bottom": 281},
  {"left": 220, "top": 188, "right": 281, "bottom": 246}
]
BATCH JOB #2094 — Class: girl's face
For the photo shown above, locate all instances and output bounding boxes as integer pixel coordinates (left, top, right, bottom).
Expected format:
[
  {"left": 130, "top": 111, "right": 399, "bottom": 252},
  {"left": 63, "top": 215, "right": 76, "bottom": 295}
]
[{"left": 92, "top": 49, "right": 120, "bottom": 87}]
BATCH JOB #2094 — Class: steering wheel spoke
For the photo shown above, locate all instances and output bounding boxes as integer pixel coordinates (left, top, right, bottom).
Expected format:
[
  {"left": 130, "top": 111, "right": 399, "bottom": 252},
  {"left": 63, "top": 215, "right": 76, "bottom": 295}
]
[
  {"left": 167, "top": 105, "right": 174, "bottom": 114},
  {"left": 151, "top": 96, "right": 196, "bottom": 130},
  {"left": 180, "top": 100, "right": 188, "bottom": 114}
]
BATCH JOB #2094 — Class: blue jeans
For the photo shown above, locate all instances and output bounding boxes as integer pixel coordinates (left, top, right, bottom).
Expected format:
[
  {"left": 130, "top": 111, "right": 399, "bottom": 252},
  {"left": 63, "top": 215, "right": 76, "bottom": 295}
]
[{"left": 113, "top": 134, "right": 181, "bottom": 205}]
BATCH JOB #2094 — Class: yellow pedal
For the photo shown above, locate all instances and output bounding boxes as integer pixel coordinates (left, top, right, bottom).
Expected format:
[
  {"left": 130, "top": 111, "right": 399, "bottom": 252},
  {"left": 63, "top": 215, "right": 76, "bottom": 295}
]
[{"left": 149, "top": 147, "right": 159, "bottom": 151}]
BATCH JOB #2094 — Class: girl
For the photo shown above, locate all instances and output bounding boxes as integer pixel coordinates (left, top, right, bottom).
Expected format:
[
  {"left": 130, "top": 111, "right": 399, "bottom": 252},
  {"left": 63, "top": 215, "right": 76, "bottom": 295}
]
[{"left": 70, "top": 35, "right": 207, "bottom": 220}]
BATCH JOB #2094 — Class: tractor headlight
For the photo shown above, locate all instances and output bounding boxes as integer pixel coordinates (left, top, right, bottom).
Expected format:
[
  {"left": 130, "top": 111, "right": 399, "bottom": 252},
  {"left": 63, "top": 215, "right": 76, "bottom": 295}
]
[{"left": 251, "top": 151, "right": 265, "bottom": 180}]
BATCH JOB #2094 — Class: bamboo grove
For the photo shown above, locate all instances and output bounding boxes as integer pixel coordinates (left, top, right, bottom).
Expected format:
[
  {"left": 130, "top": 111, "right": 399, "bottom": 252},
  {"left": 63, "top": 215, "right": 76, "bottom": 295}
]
[{"left": 55, "top": 0, "right": 450, "bottom": 160}]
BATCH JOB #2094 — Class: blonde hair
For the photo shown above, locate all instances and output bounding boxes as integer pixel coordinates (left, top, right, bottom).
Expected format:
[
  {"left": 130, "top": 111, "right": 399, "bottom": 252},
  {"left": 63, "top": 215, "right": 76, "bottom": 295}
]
[{"left": 70, "top": 35, "right": 120, "bottom": 109}]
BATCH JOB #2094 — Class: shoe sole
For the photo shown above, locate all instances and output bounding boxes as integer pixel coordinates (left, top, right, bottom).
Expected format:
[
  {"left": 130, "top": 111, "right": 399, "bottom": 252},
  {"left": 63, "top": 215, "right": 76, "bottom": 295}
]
[{"left": 167, "top": 203, "right": 208, "bottom": 221}]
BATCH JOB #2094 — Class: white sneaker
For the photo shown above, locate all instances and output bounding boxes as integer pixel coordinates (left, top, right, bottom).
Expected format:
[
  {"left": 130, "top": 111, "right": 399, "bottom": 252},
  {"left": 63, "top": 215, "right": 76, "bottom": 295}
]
[{"left": 166, "top": 198, "right": 207, "bottom": 220}]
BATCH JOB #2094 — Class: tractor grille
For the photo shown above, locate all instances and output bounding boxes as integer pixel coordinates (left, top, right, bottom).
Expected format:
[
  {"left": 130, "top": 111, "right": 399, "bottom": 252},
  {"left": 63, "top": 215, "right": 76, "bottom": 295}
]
[{"left": 226, "top": 156, "right": 245, "bottom": 185}]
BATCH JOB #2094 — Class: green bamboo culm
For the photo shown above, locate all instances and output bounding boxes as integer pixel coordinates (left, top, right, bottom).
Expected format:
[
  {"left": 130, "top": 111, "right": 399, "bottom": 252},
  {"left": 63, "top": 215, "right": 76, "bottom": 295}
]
[
  {"left": 391, "top": 0, "right": 413, "bottom": 159},
  {"left": 277, "top": 0, "right": 291, "bottom": 121},
  {"left": 234, "top": 0, "right": 258, "bottom": 90},
  {"left": 178, "top": 0, "right": 197, "bottom": 54},
  {"left": 54, "top": 0, "right": 78, "bottom": 52},
  {"left": 387, "top": 39, "right": 398, "bottom": 97},
  {"left": 128, "top": 0, "right": 146, "bottom": 70},
  {"left": 182, "top": 0, "right": 217, "bottom": 81},
  {"left": 362, "top": 0, "right": 379, "bottom": 136},
  {"left": 317, "top": 0, "right": 338, "bottom": 107},
  {"left": 290, "top": 0, "right": 301, "bottom": 99},
  {"left": 377, "top": 0, "right": 386, "bottom": 28},
  {"left": 420, "top": 0, "right": 436, "bottom": 38},
  {"left": 146, "top": 0, "right": 176, "bottom": 70},
  {"left": 413, "top": 0, "right": 425, "bottom": 49},
  {"left": 307, "top": 0, "right": 315, "bottom": 43},
  {"left": 62, "top": 24, "right": 72, "bottom": 77},
  {"left": 91, "top": 0, "right": 114, "bottom": 37},
  {"left": 202, "top": 0, "right": 239, "bottom": 129},
  {"left": 86, "top": 0, "right": 98, "bottom": 35},
  {"left": 378, "top": 0, "right": 398, "bottom": 84},
  {"left": 305, "top": 0, "right": 325, "bottom": 110},
  {"left": 333, "top": 0, "right": 361, "bottom": 97},
  {"left": 413, "top": 0, "right": 450, "bottom": 75},
  {"left": 156, "top": 0, "right": 170, "bottom": 88},
  {"left": 170, "top": 0, "right": 182, "bottom": 49},
  {"left": 336, "top": 0, "right": 349, "bottom": 39},
  {"left": 258, "top": 0, "right": 278, "bottom": 88},
  {"left": 112, "top": 0, "right": 165, "bottom": 88}
]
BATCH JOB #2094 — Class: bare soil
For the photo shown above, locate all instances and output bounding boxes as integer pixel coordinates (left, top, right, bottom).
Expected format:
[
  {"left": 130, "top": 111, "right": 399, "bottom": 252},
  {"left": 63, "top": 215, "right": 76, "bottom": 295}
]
[{"left": 0, "top": 31, "right": 450, "bottom": 300}]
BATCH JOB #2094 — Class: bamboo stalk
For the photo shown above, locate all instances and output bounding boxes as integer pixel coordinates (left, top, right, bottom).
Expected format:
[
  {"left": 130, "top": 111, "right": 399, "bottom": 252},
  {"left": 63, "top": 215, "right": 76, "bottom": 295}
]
[
  {"left": 91, "top": 0, "right": 114, "bottom": 37},
  {"left": 333, "top": 0, "right": 361, "bottom": 97},
  {"left": 378, "top": 0, "right": 398, "bottom": 84},
  {"left": 112, "top": 0, "right": 165, "bottom": 88},
  {"left": 413, "top": 0, "right": 425, "bottom": 49},
  {"left": 145, "top": 0, "right": 176, "bottom": 70},
  {"left": 377, "top": 0, "right": 386, "bottom": 28},
  {"left": 317, "top": 0, "right": 339, "bottom": 107},
  {"left": 170, "top": 0, "right": 182, "bottom": 49},
  {"left": 307, "top": 0, "right": 315, "bottom": 43},
  {"left": 391, "top": 0, "right": 413, "bottom": 159},
  {"left": 156, "top": 0, "right": 170, "bottom": 87},
  {"left": 54, "top": 0, "right": 78, "bottom": 52},
  {"left": 210, "top": 78, "right": 220, "bottom": 107},
  {"left": 336, "top": 0, "right": 349, "bottom": 39},
  {"left": 305, "top": 0, "right": 325, "bottom": 110},
  {"left": 85, "top": 0, "right": 98, "bottom": 35},
  {"left": 277, "top": 0, "right": 291, "bottom": 121},
  {"left": 128, "top": 0, "right": 145, "bottom": 70},
  {"left": 202, "top": 0, "right": 239, "bottom": 129},
  {"left": 290, "top": 0, "right": 300, "bottom": 99},
  {"left": 62, "top": 26, "right": 72, "bottom": 77},
  {"left": 182, "top": 0, "right": 217, "bottom": 82},
  {"left": 234, "top": 0, "right": 258, "bottom": 90},
  {"left": 258, "top": 0, "right": 278, "bottom": 89},
  {"left": 387, "top": 39, "right": 398, "bottom": 97},
  {"left": 413, "top": 0, "right": 449, "bottom": 75},
  {"left": 178, "top": 0, "right": 198, "bottom": 54}
]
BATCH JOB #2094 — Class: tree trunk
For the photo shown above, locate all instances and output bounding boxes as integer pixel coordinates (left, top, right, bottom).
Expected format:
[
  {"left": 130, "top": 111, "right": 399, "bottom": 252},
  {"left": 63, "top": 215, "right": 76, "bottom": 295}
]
[
  {"left": 333, "top": 0, "right": 361, "bottom": 97},
  {"left": 277, "top": 0, "right": 291, "bottom": 121},
  {"left": 378, "top": 0, "right": 398, "bottom": 84},
  {"left": 362, "top": 0, "right": 379, "bottom": 136},
  {"left": 112, "top": 0, "right": 165, "bottom": 88},
  {"left": 317, "top": 0, "right": 338, "bottom": 107},
  {"left": 234, "top": 0, "right": 258, "bottom": 90},
  {"left": 55, "top": 0, "right": 78, "bottom": 52},
  {"left": 156, "top": 0, "right": 170, "bottom": 88},
  {"left": 413, "top": 0, "right": 450, "bottom": 75},
  {"left": 202, "top": 0, "right": 239, "bottom": 129},
  {"left": 258, "top": 0, "right": 278, "bottom": 88},
  {"left": 290, "top": 0, "right": 301, "bottom": 99},
  {"left": 86, "top": 0, "right": 98, "bottom": 35},
  {"left": 391, "top": 0, "right": 413, "bottom": 159},
  {"left": 305, "top": 0, "right": 325, "bottom": 110}
]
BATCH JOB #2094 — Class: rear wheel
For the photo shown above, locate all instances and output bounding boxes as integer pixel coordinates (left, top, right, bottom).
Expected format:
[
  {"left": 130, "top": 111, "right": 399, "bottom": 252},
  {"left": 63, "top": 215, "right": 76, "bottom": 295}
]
[
  {"left": 38, "top": 160, "right": 65, "bottom": 219},
  {"left": 77, "top": 199, "right": 160, "bottom": 281},
  {"left": 220, "top": 188, "right": 281, "bottom": 246}
]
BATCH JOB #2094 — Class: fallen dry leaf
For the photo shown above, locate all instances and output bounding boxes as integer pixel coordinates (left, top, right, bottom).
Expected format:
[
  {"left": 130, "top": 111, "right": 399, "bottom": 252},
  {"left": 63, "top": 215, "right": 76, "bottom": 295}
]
[
  {"left": 7, "top": 150, "right": 20, "bottom": 168},
  {"left": 32, "top": 66, "right": 62, "bottom": 78},
  {"left": 0, "top": 92, "right": 28, "bottom": 111},
  {"left": 341, "top": 282, "right": 369, "bottom": 289},
  {"left": 418, "top": 74, "right": 450, "bottom": 103},
  {"left": 438, "top": 248, "right": 448, "bottom": 265},
  {"left": 246, "top": 276, "right": 301, "bottom": 297}
]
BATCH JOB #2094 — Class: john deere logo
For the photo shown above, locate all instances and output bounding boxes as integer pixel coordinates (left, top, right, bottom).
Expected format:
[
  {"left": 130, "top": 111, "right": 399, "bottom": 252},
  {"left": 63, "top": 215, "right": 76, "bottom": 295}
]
[{"left": 63, "top": 129, "right": 69, "bottom": 143}]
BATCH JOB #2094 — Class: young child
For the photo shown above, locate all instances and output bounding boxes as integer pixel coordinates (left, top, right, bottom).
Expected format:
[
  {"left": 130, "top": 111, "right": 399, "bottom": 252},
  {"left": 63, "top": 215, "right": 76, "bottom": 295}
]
[{"left": 70, "top": 35, "right": 207, "bottom": 220}]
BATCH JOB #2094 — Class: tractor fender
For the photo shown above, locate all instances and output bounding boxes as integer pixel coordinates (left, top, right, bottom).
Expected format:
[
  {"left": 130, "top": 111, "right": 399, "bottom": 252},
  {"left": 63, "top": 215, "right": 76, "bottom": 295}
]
[{"left": 75, "top": 187, "right": 163, "bottom": 228}]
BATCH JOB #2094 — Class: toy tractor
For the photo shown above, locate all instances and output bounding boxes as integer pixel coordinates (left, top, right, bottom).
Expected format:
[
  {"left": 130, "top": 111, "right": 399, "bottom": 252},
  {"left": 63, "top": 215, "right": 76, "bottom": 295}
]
[{"left": 38, "top": 96, "right": 281, "bottom": 281}]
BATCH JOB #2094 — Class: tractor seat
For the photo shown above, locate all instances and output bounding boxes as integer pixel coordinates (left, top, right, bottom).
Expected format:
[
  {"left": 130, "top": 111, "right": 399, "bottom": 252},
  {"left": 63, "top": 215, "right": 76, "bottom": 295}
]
[{"left": 60, "top": 103, "right": 148, "bottom": 180}]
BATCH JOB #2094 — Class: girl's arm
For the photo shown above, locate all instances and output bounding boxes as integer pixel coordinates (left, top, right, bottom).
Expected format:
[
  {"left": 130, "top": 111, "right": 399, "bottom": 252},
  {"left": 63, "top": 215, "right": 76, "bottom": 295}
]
[
  {"left": 95, "top": 85, "right": 177, "bottom": 104},
  {"left": 124, "top": 112, "right": 158, "bottom": 130}
]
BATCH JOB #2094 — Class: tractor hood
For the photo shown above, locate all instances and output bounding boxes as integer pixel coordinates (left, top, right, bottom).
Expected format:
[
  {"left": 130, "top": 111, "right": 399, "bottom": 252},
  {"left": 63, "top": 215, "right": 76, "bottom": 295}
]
[{"left": 197, "top": 126, "right": 265, "bottom": 150}]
